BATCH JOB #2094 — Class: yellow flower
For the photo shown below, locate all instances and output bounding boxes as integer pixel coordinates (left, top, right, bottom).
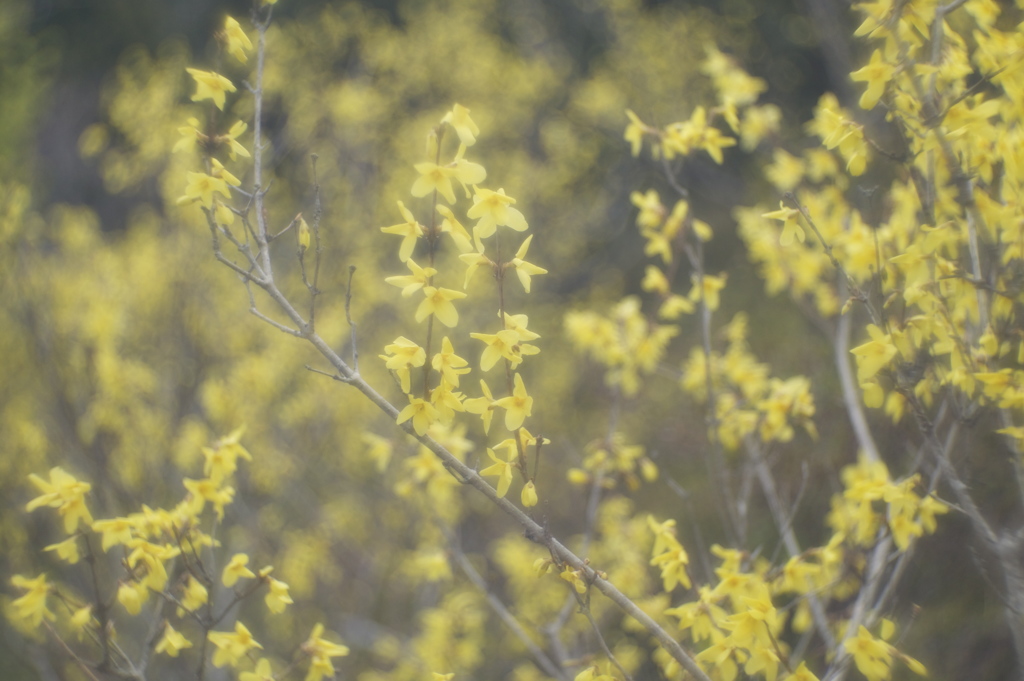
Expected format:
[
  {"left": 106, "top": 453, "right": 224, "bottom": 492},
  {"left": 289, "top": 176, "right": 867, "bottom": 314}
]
[
  {"left": 509, "top": 235, "right": 548, "bottom": 293},
  {"left": 688, "top": 273, "right": 727, "bottom": 312},
  {"left": 216, "top": 119, "right": 251, "bottom": 160},
  {"left": 203, "top": 426, "right": 252, "bottom": 482},
  {"left": 782, "top": 662, "right": 820, "bottom": 681},
  {"left": 650, "top": 542, "right": 692, "bottom": 591},
  {"left": 385, "top": 259, "right": 437, "bottom": 297},
  {"left": 415, "top": 286, "right": 467, "bottom": 327},
  {"left": 850, "top": 324, "right": 898, "bottom": 383},
  {"left": 492, "top": 373, "right": 533, "bottom": 430},
  {"left": 380, "top": 336, "right": 426, "bottom": 394},
  {"left": 480, "top": 447, "right": 515, "bottom": 497},
  {"left": 179, "top": 171, "right": 230, "bottom": 209},
  {"left": 222, "top": 16, "right": 253, "bottom": 63},
  {"left": 179, "top": 574, "right": 208, "bottom": 615},
  {"left": 44, "top": 535, "right": 81, "bottom": 564},
  {"left": 449, "top": 146, "right": 487, "bottom": 192},
  {"left": 559, "top": 566, "right": 587, "bottom": 593},
  {"left": 396, "top": 397, "right": 438, "bottom": 436},
  {"left": 468, "top": 187, "right": 527, "bottom": 248},
  {"left": 432, "top": 336, "right": 470, "bottom": 387},
  {"left": 459, "top": 251, "right": 494, "bottom": 289},
  {"left": 848, "top": 625, "right": 892, "bottom": 681},
  {"left": 382, "top": 335, "right": 425, "bottom": 372},
  {"left": 118, "top": 580, "right": 146, "bottom": 615},
  {"left": 183, "top": 476, "right": 235, "bottom": 519},
  {"left": 209, "top": 621, "right": 263, "bottom": 668},
  {"left": 442, "top": 103, "right": 480, "bottom": 146},
  {"left": 155, "top": 622, "right": 193, "bottom": 657},
  {"left": 624, "top": 109, "right": 651, "bottom": 156},
  {"left": 437, "top": 204, "right": 474, "bottom": 253},
  {"left": 186, "top": 68, "right": 236, "bottom": 110},
  {"left": 642, "top": 265, "right": 670, "bottom": 295},
  {"left": 301, "top": 623, "right": 350, "bottom": 681},
  {"left": 173, "top": 116, "right": 206, "bottom": 154},
  {"left": 70, "top": 605, "right": 93, "bottom": 640},
  {"left": 630, "top": 189, "right": 665, "bottom": 230},
  {"left": 463, "top": 379, "right": 498, "bottom": 434},
  {"left": 241, "top": 659, "right": 276, "bottom": 681},
  {"left": 92, "top": 517, "right": 134, "bottom": 551},
  {"left": 26, "top": 467, "right": 93, "bottom": 534},
  {"left": 412, "top": 162, "right": 457, "bottom": 204},
  {"left": 470, "top": 329, "right": 524, "bottom": 371},
  {"left": 850, "top": 48, "right": 895, "bottom": 110},
  {"left": 265, "top": 577, "right": 293, "bottom": 613},
  {"left": 222, "top": 553, "right": 256, "bottom": 587},
  {"left": 521, "top": 480, "right": 538, "bottom": 507},
  {"left": 210, "top": 157, "right": 241, "bottom": 186},
  {"left": 10, "top": 574, "right": 55, "bottom": 628},
  {"left": 762, "top": 201, "right": 805, "bottom": 246},
  {"left": 380, "top": 201, "right": 424, "bottom": 262}
]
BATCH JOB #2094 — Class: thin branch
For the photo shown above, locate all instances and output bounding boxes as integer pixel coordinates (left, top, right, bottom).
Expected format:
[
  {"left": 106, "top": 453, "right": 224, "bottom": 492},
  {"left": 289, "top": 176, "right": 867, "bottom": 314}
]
[
  {"left": 784, "top": 192, "right": 880, "bottom": 327},
  {"left": 578, "top": 599, "right": 634, "bottom": 681},
  {"left": 345, "top": 265, "right": 360, "bottom": 373},
  {"left": 446, "top": 530, "right": 569, "bottom": 681},
  {"left": 745, "top": 438, "right": 837, "bottom": 650}
]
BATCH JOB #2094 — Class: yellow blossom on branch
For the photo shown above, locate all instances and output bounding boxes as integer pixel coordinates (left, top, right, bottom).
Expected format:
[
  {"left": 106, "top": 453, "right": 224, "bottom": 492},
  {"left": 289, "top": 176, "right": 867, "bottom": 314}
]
[
  {"left": 471, "top": 329, "right": 525, "bottom": 371},
  {"left": 221, "top": 16, "right": 253, "bottom": 63},
  {"left": 468, "top": 187, "right": 527, "bottom": 248},
  {"left": 463, "top": 379, "right": 498, "bottom": 434},
  {"left": 241, "top": 659, "right": 276, "bottom": 681},
  {"left": 432, "top": 336, "right": 470, "bottom": 387},
  {"left": 178, "top": 171, "right": 230, "bottom": 209},
  {"left": 380, "top": 336, "right": 426, "bottom": 393},
  {"left": 380, "top": 201, "right": 424, "bottom": 262},
  {"left": 173, "top": 117, "right": 206, "bottom": 154},
  {"left": 301, "top": 623, "right": 350, "bottom": 681},
  {"left": 459, "top": 251, "right": 494, "bottom": 289},
  {"left": 397, "top": 396, "right": 439, "bottom": 436},
  {"left": 437, "top": 204, "right": 474, "bottom": 253},
  {"left": 415, "top": 286, "right": 467, "bottom": 327},
  {"left": 521, "top": 480, "right": 538, "bottom": 507},
  {"left": 492, "top": 373, "right": 534, "bottom": 430},
  {"left": 385, "top": 259, "right": 437, "bottom": 297},
  {"left": 762, "top": 201, "right": 805, "bottom": 246},
  {"left": 26, "top": 467, "right": 93, "bottom": 534},
  {"left": 624, "top": 109, "right": 655, "bottom": 156},
  {"left": 217, "top": 119, "right": 251, "bottom": 160},
  {"left": 412, "top": 162, "right": 457, "bottom": 204},
  {"left": 442, "top": 103, "right": 480, "bottom": 147},
  {"left": 10, "top": 574, "right": 55, "bottom": 629},
  {"left": 186, "top": 68, "right": 236, "bottom": 110},
  {"left": 850, "top": 48, "right": 896, "bottom": 110},
  {"left": 209, "top": 621, "right": 263, "bottom": 668},
  {"left": 222, "top": 552, "right": 256, "bottom": 587},
  {"left": 850, "top": 324, "right": 898, "bottom": 383},
  {"left": 509, "top": 235, "right": 548, "bottom": 293},
  {"left": 155, "top": 622, "right": 193, "bottom": 657},
  {"left": 265, "top": 576, "right": 293, "bottom": 613},
  {"left": 480, "top": 447, "right": 515, "bottom": 497}
]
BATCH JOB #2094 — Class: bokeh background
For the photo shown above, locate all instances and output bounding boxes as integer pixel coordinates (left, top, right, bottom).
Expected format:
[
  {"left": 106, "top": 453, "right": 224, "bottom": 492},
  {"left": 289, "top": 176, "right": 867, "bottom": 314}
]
[{"left": 0, "top": 0, "right": 1009, "bottom": 679}]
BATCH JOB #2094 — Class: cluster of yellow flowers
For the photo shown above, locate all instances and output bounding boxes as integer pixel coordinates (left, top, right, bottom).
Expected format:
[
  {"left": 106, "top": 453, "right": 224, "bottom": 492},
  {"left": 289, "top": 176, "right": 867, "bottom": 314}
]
[
  {"left": 743, "top": 0, "right": 1024, "bottom": 434},
  {"left": 378, "top": 104, "right": 548, "bottom": 509},
  {"left": 10, "top": 425, "right": 345, "bottom": 680},
  {"left": 7, "top": 10, "right": 354, "bottom": 679},
  {"left": 578, "top": 4, "right": 991, "bottom": 680},
  {"left": 680, "top": 313, "right": 818, "bottom": 450}
]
